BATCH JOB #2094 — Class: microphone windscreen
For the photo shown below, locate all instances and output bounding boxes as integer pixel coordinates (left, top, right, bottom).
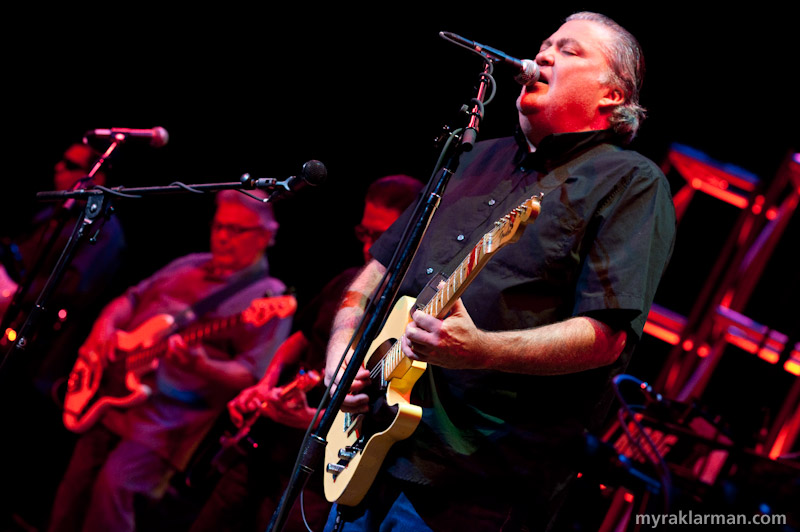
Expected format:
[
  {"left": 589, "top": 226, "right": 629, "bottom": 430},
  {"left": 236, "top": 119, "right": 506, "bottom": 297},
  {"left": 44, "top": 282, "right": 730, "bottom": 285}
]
[
  {"left": 514, "top": 60, "right": 539, "bottom": 86},
  {"left": 301, "top": 160, "right": 327, "bottom": 186},
  {"left": 151, "top": 127, "right": 170, "bottom": 148}
]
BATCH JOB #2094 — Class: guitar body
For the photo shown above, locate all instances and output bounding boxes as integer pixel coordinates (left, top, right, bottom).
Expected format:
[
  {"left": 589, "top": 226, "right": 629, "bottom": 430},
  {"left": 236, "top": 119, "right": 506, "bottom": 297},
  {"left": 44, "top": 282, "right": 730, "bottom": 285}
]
[
  {"left": 324, "top": 296, "right": 426, "bottom": 506},
  {"left": 63, "top": 314, "right": 175, "bottom": 433}
]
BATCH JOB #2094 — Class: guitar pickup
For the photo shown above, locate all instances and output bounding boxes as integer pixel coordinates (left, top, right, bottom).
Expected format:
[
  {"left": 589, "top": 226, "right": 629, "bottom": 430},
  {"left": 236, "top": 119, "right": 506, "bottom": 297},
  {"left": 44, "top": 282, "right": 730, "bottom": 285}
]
[
  {"left": 344, "top": 413, "right": 363, "bottom": 439},
  {"left": 67, "top": 369, "right": 83, "bottom": 393}
]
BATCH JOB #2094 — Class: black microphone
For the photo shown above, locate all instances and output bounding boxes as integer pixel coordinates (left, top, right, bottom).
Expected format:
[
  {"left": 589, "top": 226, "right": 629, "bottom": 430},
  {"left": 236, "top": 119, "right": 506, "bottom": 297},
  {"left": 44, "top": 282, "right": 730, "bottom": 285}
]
[
  {"left": 259, "top": 160, "right": 327, "bottom": 201},
  {"left": 83, "top": 127, "right": 170, "bottom": 148},
  {"left": 439, "top": 31, "right": 539, "bottom": 86},
  {"left": 286, "top": 159, "right": 328, "bottom": 192}
]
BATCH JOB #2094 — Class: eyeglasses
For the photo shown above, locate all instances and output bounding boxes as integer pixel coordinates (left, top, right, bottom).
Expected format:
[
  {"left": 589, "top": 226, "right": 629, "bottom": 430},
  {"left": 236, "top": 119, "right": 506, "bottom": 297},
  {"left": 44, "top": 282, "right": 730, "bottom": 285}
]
[
  {"left": 211, "top": 222, "right": 263, "bottom": 236},
  {"left": 354, "top": 224, "right": 384, "bottom": 244}
]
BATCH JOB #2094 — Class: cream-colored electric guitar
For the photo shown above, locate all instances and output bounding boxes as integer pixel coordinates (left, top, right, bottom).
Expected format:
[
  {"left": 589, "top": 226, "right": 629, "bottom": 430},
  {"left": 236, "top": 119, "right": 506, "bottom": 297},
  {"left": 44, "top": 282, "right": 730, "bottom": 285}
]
[{"left": 323, "top": 194, "right": 542, "bottom": 506}]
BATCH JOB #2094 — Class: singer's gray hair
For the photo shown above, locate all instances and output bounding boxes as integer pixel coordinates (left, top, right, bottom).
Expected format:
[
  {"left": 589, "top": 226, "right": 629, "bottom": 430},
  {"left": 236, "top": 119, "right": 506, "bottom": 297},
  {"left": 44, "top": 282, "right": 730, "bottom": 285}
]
[{"left": 567, "top": 11, "right": 646, "bottom": 143}]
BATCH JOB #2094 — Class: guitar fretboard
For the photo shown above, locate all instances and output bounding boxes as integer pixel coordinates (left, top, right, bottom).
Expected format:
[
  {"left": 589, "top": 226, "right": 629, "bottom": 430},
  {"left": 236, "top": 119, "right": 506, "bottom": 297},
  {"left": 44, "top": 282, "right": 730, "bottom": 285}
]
[{"left": 125, "top": 313, "right": 246, "bottom": 373}]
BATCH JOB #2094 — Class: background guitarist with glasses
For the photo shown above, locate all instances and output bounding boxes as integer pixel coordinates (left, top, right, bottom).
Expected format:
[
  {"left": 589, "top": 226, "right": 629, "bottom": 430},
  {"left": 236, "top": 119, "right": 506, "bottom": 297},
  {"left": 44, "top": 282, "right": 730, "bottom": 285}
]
[
  {"left": 324, "top": 12, "right": 677, "bottom": 532},
  {"left": 188, "top": 174, "right": 424, "bottom": 532},
  {"left": 47, "top": 190, "right": 293, "bottom": 532}
]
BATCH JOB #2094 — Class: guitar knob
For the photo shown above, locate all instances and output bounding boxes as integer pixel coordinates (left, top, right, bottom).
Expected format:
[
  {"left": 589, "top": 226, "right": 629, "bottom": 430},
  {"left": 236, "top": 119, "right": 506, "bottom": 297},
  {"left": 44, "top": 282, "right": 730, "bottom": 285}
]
[
  {"left": 326, "top": 463, "right": 346, "bottom": 474},
  {"left": 338, "top": 448, "right": 357, "bottom": 461},
  {"left": 66, "top": 369, "right": 83, "bottom": 392}
]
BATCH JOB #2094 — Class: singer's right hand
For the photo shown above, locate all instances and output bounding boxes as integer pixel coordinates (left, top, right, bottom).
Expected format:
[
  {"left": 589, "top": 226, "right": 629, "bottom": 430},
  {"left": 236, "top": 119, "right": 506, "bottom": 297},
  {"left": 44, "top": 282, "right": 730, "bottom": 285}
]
[
  {"left": 327, "top": 349, "right": 372, "bottom": 414},
  {"left": 341, "top": 367, "right": 372, "bottom": 414}
]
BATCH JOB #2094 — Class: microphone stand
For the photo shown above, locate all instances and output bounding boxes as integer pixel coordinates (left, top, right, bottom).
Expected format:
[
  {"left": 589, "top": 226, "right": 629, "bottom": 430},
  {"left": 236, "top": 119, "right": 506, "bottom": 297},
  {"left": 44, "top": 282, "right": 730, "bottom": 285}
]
[
  {"left": 0, "top": 167, "right": 321, "bottom": 377},
  {"left": 265, "top": 58, "right": 497, "bottom": 532}
]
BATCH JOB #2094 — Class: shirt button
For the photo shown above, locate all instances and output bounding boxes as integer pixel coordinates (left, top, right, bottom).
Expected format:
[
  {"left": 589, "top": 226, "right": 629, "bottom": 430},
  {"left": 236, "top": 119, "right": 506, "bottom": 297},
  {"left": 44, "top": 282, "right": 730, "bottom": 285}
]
[
  {"left": 488, "top": 199, "right": 496, "bottom": 206},
  {"left": 426, "top": 267, "right": 434, "bottom": 274},
  {"left": 456, "top": 234, "right": 465, "bottom": 241}
]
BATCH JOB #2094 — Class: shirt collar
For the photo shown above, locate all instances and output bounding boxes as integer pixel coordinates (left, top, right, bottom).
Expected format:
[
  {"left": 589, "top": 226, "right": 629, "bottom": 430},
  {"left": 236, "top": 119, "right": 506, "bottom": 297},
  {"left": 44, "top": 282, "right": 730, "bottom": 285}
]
[
  {"left": 202, "top": 255, "right": 269, "bottom": 281},
  {"left": 514, "top": 128, "right": 621, "bottom": 173}
]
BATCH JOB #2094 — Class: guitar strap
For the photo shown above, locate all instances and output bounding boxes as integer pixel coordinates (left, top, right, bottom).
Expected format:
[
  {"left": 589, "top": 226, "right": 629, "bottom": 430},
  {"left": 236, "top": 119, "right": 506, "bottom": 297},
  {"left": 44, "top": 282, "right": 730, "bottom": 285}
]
[{"left": 173, "top": 261, "right": 269, "bottom": 329}]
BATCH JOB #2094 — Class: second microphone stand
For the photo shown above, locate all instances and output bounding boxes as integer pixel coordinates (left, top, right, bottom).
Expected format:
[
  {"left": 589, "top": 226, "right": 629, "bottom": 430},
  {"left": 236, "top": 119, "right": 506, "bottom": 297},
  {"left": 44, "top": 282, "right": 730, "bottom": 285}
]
[
  {"left": 0, "top": 137, "right": 124, "bottom": 376},
  {"left": 0, "top": 158, "right": 325, "bottom": 377}
]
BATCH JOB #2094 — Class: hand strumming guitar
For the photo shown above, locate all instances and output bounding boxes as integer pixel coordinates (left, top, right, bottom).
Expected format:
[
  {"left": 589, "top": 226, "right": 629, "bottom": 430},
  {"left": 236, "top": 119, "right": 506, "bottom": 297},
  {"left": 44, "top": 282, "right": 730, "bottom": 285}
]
[
  {"left": 75, "top": 293, "right": 138, "bottom": 369},
  {"left": 227, "top": 380, "right": 321, "bottom": 430}
]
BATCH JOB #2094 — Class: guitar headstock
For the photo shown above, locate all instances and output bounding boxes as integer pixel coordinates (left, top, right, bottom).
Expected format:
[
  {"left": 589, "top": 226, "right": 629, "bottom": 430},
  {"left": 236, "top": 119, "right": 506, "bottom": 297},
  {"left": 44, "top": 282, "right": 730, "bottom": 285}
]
[
  {"left": 490, "top": 194, "right": 543, "bottom": 248},
  {"left": 243, "top": 295, "right": 297, "bottom": 326}
]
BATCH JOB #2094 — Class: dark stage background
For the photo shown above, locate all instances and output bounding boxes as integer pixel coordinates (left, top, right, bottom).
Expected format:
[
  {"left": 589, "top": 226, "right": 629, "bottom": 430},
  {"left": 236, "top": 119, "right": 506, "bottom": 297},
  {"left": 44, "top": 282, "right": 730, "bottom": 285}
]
[
  {"left": 2, "top": 3, "right": 799, "bottom": 529},
  {"left": 5, "top": 6, "right": 797, "bottom": 308}
]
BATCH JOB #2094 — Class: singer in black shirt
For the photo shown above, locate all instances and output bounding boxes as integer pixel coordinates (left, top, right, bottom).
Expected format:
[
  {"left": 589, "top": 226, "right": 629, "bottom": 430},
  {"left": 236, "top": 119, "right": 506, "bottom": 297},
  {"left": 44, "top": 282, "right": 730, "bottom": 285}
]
[{"left": 324, "top": 11, "right": 676, "bottom": 531}]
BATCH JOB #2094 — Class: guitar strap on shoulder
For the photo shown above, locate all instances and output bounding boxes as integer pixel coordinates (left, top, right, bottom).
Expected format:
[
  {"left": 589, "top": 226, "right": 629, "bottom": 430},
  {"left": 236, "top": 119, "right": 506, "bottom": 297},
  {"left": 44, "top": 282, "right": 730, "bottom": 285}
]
[{"left": 174, "top": 261, "right": 268, "bottom": 329}]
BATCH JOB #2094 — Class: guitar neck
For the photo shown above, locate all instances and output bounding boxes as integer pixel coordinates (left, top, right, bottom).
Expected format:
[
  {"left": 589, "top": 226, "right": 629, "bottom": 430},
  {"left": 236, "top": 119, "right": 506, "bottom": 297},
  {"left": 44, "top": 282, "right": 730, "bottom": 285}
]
[
  {"left": 379, "top": 225, "right": 503, "bottom": 381},
  {"left": 124, "top": 312, "right": 245, "bottom": 373},
  {"left": 422, "top": 227, "right": 503, "bottom": 320},
  {"left": 379, "top": 197, "right": 540, "bottom": 382}
]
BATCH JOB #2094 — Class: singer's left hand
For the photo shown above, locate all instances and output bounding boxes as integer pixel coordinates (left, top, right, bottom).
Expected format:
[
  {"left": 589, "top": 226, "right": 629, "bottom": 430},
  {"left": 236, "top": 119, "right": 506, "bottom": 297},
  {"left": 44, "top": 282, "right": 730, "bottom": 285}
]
[{"left": 401, "top": 298, "right": 489, "bottom": 370}]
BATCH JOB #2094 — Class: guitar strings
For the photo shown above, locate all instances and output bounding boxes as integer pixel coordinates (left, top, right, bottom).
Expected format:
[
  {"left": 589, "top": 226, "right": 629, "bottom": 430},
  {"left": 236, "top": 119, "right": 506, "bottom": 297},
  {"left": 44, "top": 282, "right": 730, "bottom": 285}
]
[{"left": 361, "top": 197, "right": 537, "bottom": 387}]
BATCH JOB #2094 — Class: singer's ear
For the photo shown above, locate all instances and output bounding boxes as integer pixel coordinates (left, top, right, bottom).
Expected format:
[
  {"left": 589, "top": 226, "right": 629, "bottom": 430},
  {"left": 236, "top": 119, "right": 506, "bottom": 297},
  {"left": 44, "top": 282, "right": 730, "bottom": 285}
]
[{"left": 599, "top": 87, "right": 625, "bottom": 109}]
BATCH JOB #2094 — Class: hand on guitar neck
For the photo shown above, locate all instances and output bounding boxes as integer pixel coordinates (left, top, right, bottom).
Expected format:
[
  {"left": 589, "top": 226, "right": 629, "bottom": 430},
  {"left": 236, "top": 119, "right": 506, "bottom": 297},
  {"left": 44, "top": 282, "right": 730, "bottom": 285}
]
[{"left": 400, "top": 298, "right": 488, "bottom": 370}]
